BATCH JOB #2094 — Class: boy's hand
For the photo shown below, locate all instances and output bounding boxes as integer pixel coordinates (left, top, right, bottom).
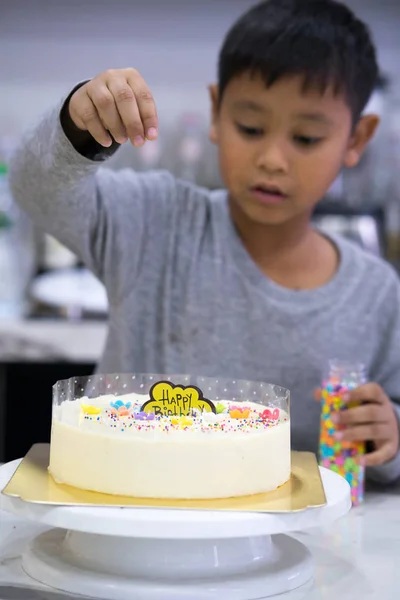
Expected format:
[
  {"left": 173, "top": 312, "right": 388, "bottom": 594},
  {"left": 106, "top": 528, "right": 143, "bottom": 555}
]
[
  {"left": 316, "top": 383, "right": 399, "bottom": 466},
  {"left": 68, "top": 68, "right": 158, "bottom": 148}
]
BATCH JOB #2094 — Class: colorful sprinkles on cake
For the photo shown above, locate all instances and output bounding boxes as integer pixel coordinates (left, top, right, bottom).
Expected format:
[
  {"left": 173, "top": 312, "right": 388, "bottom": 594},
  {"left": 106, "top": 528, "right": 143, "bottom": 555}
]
[
  {"left": 319, "top": 374, "right": 365, "bottom": 506},
  {"left": 79, "top": 397, "right": 286, "bottom": 435}
]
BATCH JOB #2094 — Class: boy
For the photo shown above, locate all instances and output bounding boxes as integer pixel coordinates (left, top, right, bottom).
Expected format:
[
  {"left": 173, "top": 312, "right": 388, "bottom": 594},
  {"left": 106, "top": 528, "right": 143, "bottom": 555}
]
[{"left": 9, "top": 0, "right": 400, "bottom": 481}]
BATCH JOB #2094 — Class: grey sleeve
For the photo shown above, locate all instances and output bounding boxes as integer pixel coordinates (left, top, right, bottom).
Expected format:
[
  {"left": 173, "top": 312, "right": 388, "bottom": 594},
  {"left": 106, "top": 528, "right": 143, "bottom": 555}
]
[
  {"left": 8, "top": 104, "right": 177, "bottom": 302},
  {"left": 368, "top": 268, "right": 400, "bottom": 484}
]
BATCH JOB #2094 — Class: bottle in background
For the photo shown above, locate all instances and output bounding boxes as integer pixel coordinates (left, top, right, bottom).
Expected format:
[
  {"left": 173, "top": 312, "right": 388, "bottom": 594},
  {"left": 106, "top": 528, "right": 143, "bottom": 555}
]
[
  {"left": 0, "top": 161, "right": 36, "bottom": 317},
  {"left": 319, "top": 360, "right": 367, "bottom": 506},
  {"left": 40, "top": 234, "right": 77, "bottom": 271},
  {"left": 164, "top": 113, "right": 206, "bottom": 183}
]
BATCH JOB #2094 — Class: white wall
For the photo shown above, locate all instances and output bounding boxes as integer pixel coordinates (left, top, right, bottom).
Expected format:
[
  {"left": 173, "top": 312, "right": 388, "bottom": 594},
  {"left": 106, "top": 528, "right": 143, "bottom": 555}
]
[
  {"left": 1, "top": 0, "right": 400, "bottom": 137},
  {"left": 1, "top": 0, "right": 247, "bottom": 135}
]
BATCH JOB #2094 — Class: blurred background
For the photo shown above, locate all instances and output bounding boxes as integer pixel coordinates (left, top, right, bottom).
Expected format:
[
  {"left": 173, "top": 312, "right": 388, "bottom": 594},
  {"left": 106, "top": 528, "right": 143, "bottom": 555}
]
[{"left": 0, "top": 0, "right": 400, "bottom": 461}]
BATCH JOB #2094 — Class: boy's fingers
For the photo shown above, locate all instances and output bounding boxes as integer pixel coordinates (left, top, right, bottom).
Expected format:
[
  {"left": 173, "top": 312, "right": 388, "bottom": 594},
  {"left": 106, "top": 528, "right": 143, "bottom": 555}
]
[
  {"left": 335, "top": 404, "right": 382, "bottom": 426},
  {"left": 344, "top": 382, "right": 385, "bottom": 405},
  {"left": 364, "top": 442, "right": 397, "bottom": 467},
  {"left": 88, "top": 83, "right": 127, "bottom": 145},
  {"left": 106, "top": 77, "right": 144, "bottom": 145},
  {"left": 127, "top": 71, "right": 158, "bottom": 139},
  {"left": 339, "top": 423, "right": 388, "bottom": 443},
  {"left": 75, "top": 89, "right": 112, "bottom": 147}
]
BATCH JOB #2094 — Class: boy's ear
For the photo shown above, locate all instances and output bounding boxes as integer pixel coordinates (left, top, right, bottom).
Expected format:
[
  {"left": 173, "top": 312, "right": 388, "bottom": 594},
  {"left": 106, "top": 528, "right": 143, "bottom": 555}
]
[
  {"left": 344, "top": 114, "right": 380, "bottom": 168},
  {"left": 208, "top": 84, "right": 220, "bottom": 145}
]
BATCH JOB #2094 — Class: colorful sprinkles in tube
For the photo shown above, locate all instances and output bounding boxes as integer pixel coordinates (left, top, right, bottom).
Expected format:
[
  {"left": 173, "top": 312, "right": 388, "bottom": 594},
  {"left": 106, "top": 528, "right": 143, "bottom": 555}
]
[{"left": 319, "top": 363, "right": 366, "bottom": 506}]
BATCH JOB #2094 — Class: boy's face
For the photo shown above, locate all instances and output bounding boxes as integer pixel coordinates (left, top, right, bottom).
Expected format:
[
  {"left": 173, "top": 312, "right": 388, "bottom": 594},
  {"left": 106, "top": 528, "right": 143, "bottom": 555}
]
[{"left": 209, "top": 74, "right": 378, "bottom": 226}]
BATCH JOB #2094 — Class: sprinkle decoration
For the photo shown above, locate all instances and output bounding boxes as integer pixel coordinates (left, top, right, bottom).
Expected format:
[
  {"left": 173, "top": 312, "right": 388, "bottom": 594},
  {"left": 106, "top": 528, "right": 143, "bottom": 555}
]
[
  {"left": 319, "top": 374, "right": 365, "bottom": 506},
  {"left": 110, "top": 399, "right": 132, "bottom": 410},
  {"left": 229, "top": 407, "right": 251, "bottom": 419},
  {"left": 81, "top": 404, "right": 102, "bottom": 416},
  {"left": 260, "top": 408, "right": 280, "bottom": 421},
  {"left": 178, "top": 416, "right": 193, "bottom": 429},
  {"left": 77, "top": 398, "right": 287, "bottom": 435},
  {"left": 134, "top": 411, "right": 155, "bottom": 421}
]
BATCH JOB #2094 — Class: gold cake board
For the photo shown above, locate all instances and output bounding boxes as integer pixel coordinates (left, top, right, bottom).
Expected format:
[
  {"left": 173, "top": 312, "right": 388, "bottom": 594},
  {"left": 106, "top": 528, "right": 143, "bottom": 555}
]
[{"left": 2, "top": 444, "right": 326, "bottom": 513}]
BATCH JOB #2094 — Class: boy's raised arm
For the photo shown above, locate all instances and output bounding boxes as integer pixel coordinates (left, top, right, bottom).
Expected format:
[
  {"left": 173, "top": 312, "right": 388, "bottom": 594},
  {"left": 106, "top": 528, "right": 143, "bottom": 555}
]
[{"left": 8, "top": 69, "right": 174, "bottom": 299}]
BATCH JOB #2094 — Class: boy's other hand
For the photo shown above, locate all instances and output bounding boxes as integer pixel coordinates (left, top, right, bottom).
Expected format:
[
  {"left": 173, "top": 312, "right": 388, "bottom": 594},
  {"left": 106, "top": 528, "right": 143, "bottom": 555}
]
[
  {"left": 68, "top": 68, "right": 158, "bottom": 148},
  {"left": 315, "top": 384, "right": 399, "bottom": 466}
]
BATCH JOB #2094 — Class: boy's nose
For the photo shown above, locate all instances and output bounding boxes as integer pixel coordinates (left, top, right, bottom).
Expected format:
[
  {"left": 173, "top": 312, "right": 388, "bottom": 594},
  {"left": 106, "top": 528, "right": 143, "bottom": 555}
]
[{"left": 255, "top": 140, "right": 289, "bottom": 174}]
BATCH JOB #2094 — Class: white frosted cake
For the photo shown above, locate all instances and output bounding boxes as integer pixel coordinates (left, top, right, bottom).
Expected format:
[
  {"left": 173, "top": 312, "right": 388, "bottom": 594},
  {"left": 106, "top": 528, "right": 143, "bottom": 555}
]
[{"left": 49, "top": 385, "right": 290, "bottom": 499}]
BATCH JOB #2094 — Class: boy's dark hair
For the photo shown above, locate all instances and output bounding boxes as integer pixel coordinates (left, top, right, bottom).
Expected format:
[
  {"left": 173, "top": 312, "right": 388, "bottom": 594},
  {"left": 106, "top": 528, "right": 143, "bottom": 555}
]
[{"left": 218, "top": 0, "right": 379, "bottom": 121}]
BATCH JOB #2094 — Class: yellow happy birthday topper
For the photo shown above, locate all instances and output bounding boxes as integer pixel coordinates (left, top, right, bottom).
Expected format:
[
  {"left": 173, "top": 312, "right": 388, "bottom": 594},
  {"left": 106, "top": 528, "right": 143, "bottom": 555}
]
[{"left": 140, "top": 381, "right": 216, "bottom": 417}]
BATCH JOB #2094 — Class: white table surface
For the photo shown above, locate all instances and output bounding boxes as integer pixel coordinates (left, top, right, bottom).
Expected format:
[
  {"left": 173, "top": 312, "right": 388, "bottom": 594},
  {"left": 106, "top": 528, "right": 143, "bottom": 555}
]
[{"left": 0, "top": 483, "right": 398, "bottom": 600}]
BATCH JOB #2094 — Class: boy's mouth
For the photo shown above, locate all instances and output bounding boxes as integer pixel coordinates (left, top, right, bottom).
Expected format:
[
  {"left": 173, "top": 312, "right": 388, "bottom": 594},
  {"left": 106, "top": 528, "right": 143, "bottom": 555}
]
[{"left": 250, "top": 184, "right": 287, "bottom": 205}]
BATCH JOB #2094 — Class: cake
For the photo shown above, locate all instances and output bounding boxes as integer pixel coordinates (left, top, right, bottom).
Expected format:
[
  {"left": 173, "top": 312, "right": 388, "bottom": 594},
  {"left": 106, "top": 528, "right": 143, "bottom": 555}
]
[{"left": 49, "top": 380, "right": 291, "bottom": 499}]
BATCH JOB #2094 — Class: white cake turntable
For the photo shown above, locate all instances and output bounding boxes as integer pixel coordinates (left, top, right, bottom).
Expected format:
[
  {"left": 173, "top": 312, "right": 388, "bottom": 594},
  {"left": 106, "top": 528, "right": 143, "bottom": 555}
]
[{"left": 0, "top": 457, "right": 351, "bottom": 600}]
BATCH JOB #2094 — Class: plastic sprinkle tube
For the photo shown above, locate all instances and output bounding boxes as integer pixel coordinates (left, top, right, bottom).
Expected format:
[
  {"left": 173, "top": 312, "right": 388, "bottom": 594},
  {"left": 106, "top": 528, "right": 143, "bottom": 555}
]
[{"left": 319, "top": 374, "right": 365, "bottom": 506}]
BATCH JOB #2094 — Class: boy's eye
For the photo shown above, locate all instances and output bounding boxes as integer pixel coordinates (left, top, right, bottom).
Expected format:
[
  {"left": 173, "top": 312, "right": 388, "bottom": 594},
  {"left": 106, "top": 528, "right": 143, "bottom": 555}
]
[
  {"left": 236, "top": 124, "right": 263, "bottom": 137},
  {"left": 294, "top": 135, "right": 323, "bottom": 147}
]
